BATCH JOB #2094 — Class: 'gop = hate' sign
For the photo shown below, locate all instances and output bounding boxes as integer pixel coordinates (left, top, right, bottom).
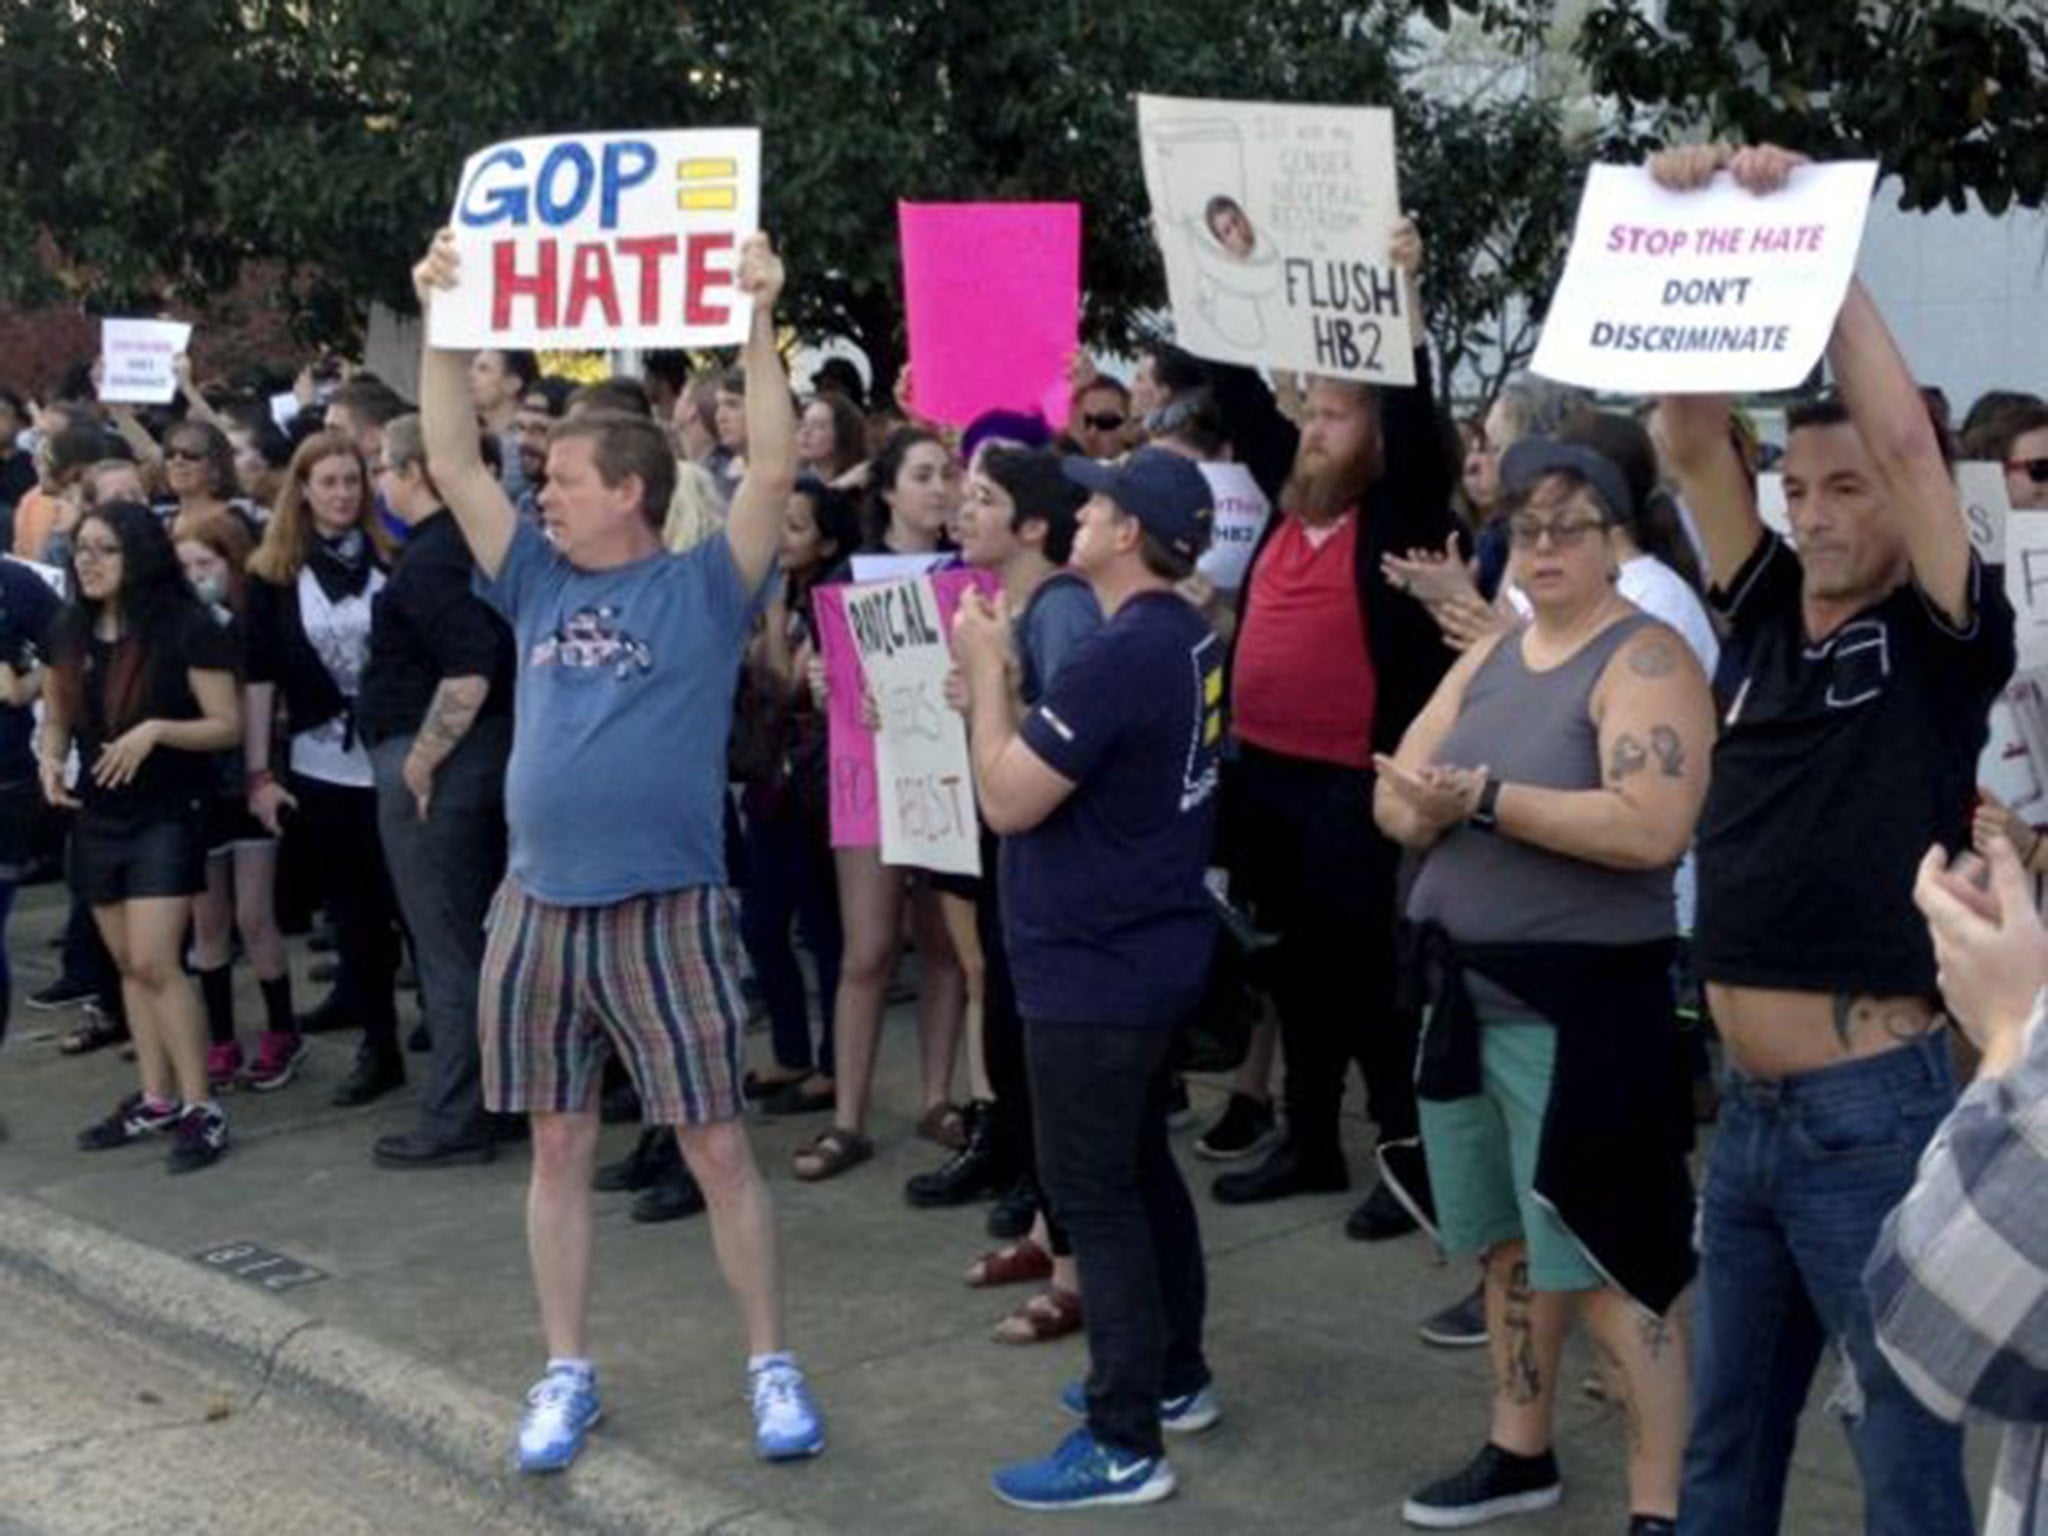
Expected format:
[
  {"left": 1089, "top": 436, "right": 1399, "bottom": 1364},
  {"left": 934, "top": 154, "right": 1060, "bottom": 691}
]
[{"left": 428, "top": 128, "right": 761, "bottom": 352}]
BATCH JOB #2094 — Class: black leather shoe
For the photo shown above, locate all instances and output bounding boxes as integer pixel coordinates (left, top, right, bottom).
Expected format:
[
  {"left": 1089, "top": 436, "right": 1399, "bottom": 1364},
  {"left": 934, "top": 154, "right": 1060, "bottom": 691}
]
[
  {"left": 594, "top": 1127, "right": 677, "bottom": 1192},
  {"left": 905, "top": 1102, "right": 1000, "bottom": 1208},
  {"left": 373, "top": 1131, "right": 495, "bottom": 1169},
  {"left": 296, "top": 992, "right": 349, "bottom": 1034},
  {"left": 1345, "top": 1178, "right": 1421, "bottom": 1241},
  {"left": 1211, "top": 1141, "right": 1349, "bottom": 1206},
  {"left": 987, "top": 1179, "right": 1037, "bottom": 1240},
  {"left": 331, "top": 1053, "right": 405, "bottom": 1108},
  {"left": 630, "top": 1168, "right": 705, "bottom": 1223}
]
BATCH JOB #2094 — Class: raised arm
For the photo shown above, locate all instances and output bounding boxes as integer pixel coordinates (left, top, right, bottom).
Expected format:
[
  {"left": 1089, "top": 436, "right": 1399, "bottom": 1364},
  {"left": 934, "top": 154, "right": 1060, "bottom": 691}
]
[
  {"left": 412, "top": 231, "right": 515, "bottom": 578},
  {"left": 725, "top": 235, "right": 796, "bottom": 591},
  {"left": 1828, "top": 278, "right": 1969, "bottom": 624},
  {"left": 1491, "top": 625, "right": 1714, "bottom": 871}
]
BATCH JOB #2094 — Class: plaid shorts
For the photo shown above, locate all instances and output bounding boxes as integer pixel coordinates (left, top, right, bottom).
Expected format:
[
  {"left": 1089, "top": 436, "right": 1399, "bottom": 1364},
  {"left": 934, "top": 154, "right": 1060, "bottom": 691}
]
[{"left": 478, "top": 879, "right": 749, "bottom": 1125}]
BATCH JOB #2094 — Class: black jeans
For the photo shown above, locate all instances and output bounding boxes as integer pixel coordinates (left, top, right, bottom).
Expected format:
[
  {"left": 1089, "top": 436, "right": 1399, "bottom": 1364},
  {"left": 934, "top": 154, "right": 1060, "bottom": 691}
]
[
  {"left": 737, "top": 796, "right": 840, "bottom": 1078},
  {"left": 1027, "top": 1019, "right": 1208, "bottom": 1460},
  {"left": 291, "top": 773, "right": 400, "bottom": 1060},
  {"left": 1222, "top": 745, "right": 1415, "bottom": 1159},
  {"left": 371, "top": 720, "right": 509, "bottom": 1143},
  {"left": 982, "top": 867, "right": 1068, "bottom": 1253}
]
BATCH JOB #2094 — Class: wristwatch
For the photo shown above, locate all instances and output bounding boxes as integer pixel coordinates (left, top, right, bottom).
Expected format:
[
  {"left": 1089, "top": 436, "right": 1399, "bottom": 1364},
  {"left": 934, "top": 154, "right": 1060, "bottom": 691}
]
[{"left": 1468, "top": 774, "right": 1503, "bottom": 832}]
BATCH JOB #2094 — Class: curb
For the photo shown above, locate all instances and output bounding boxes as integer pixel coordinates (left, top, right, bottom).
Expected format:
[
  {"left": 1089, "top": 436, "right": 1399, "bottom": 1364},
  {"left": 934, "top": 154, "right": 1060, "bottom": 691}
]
[{"left": 0, "top": 1190, "right": 824, "bottom": 1536}]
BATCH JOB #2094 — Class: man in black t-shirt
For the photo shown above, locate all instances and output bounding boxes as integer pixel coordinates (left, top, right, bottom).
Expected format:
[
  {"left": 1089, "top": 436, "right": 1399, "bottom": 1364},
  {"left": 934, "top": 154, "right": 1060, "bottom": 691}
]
[{"left": 1652, "top": 144, "right": 2012, "bottom": 1536}]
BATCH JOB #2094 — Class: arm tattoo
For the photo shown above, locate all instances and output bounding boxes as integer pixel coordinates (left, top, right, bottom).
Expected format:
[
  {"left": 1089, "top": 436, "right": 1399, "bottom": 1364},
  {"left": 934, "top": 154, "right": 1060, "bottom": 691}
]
[
  {"left": 416, "top": 676, "right": 488, "bottom": 756},
  {"left": 1608, "top": 733, "right": 1649, "bottom": 781},
  {"left": 1627, "top": 637, "right": 1679, "bottom": 678},
  {"left": 1649, "top": 724, "right": 1685, "bottom": 778}
]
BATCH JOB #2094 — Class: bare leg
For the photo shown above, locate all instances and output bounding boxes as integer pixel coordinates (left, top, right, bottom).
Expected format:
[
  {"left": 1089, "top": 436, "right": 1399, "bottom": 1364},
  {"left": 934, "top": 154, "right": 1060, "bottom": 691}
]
[
  {"left": 120, "top": 898, "right": 210, "bottom": 1106},
  {"left": 92, "top": 904, "right": 166, "bottom": 1100},
  {"left": 190, "top": 855, "right": 234, "bottom": 970},
  {"left": 231, "top": 842, "right": 289, "bottom": 982},
  {"left": 1229, "top": 1016, "right": 1279, "bottom": 1103},
  {"left": 908, "top": 887, "right": 964, "bottom": 1114},
  {"left": 938, "top": 892, "right": 988, "bottom": 1100},
  {"left": 676, "top": 1120, "right": 782, "bottom": 1357},
  {"left": 1580, "top": 1290, "right": 1687, "bottom": 1519},
  {"left": 823, "top": 847, "right": 907, "bottom": 1138},
  {"left": 1484, "top": 1241, "right": 1569, "bottom": 1457},
  {"left": 527, "top": 1110, "right": 602, "bottom": 1359}
]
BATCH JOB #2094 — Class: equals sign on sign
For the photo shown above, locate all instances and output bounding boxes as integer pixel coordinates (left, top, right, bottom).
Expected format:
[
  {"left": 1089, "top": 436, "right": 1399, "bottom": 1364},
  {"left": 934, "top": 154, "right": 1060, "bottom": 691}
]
[{"left": 677, "top": 159, "right": 738, "bottom": 211}]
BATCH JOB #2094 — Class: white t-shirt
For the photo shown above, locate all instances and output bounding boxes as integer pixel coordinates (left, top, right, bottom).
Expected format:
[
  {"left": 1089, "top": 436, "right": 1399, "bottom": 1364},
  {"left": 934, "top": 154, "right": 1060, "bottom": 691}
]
[{"left": 1195, "top": 461, "right": 1272, "bottom": 594}]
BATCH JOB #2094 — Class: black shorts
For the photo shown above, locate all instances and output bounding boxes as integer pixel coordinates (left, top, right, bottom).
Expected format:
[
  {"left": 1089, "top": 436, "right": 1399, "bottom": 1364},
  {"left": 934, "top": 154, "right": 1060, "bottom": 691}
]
[
  {"left": 204, "top": 793, "right": 272, "bottom": 856},
  {"left": 0, "top": 776, "right": 42, "bottom": 877},
  {"left": 69, "top": 805, "right": 208, "bottom": 905}
]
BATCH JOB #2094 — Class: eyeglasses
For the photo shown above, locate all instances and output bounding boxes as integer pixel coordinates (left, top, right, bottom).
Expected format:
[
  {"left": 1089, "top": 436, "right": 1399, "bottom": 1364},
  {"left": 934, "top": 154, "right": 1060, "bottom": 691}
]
[
  {"left": 2008, "top": 457, "right": 2048, "bottom": 486},
  {"left": 164, "top": 447, "right": 207, "bottom": 463},
  {"left": 1506, "top": 516, "right": 1608, "bottom": 550},
  {"left": 1082, "top": 413, "right": 1127, "bottom": 432},
  {"left": 73, "top": 540, "right": 122, "bottom": 561}
]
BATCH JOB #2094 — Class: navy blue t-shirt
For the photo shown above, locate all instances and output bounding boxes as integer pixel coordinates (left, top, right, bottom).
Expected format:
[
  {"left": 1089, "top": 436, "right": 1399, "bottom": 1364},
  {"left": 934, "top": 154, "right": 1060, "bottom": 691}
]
[
  {"left": 1002, "top": 590, "right": 1222, "bottom": 1026},
  {"left": 0, "top": 560, "right": 58, "bottom": 781}
]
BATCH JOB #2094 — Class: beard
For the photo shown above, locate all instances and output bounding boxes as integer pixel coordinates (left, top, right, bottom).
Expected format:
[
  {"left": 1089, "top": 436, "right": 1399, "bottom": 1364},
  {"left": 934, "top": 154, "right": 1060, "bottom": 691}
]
[{"left": 1281, "top": 436, "right": 1379, "bottom": 524}]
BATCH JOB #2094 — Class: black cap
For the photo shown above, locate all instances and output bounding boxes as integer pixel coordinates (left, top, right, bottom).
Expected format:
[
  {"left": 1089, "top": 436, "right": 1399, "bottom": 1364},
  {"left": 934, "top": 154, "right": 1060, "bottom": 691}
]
[
  {"left": 1500, "top": 438, "right": 1633, "bottom": 525},
  {"left": 1062, "top": 448, "right": 1214, "bottom": 562}
]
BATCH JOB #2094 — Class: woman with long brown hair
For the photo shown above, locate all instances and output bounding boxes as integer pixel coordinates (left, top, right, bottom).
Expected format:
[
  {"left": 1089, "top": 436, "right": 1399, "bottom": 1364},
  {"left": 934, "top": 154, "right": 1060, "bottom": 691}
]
[
  {"left": 43, "top": 500, "right": 242, "bottom": 1172},
  {"left": 243, "top": 430, "right": 404, "bottom": 1107}
]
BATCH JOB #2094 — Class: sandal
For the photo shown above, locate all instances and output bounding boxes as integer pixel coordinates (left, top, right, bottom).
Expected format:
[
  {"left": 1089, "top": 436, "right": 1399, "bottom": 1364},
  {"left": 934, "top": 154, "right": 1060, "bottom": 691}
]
[
  {"left": 992, "top": 1286, "right": 1083, "bottom": 1345},
  {"left": 791, "top": 1128, "right": 874, "bottom": 1182},
  {"left": 916, "top": 1101, "right": 968, "bottom": 1151},
  {"left": 965, "top": 1238, "right": 1053, "bottom": 1289},
  {"left": 58, "top": 1016, "right": 129, "bottom": 1057}
]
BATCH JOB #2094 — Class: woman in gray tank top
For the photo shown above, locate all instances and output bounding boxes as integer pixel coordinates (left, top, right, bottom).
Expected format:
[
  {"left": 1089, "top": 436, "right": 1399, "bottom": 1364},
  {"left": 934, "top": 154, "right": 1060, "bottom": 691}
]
[{"left": 1371, "top": 439, "right": 1717, "bottom": 1533}]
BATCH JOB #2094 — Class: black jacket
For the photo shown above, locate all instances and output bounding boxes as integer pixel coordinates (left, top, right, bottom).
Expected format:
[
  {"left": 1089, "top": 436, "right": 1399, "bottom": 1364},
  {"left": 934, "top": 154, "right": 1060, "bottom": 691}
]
[
  {"left": 1226, "top": 346, "right": 1461, "bottom": 759},
  {"left": 1398, "top": 920, "right": 1696, "bottom": 1316},
  {"left": 244, "top": 560, "right": 382, "bottom": 743}
]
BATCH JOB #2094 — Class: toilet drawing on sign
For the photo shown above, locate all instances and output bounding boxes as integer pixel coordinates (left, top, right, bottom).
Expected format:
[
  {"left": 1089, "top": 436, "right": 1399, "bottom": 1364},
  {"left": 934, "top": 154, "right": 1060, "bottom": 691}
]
[{"left": 1149, "top": 118, "right": 1284, "bottom": 350}]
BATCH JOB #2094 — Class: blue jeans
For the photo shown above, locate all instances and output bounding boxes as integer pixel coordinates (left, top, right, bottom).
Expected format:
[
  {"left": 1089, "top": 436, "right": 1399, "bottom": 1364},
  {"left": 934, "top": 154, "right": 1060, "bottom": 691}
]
[
  {"left": 1679, "top": 1031, "right": 1973, "bottom": 1536},
  {"left": 737, "top": 800, "right": 839, "bottom": 1079}
]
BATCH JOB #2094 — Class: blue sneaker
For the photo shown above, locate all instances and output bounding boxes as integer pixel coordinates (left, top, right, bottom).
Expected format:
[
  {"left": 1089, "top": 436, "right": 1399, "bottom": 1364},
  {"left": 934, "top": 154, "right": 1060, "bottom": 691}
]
[
  {"left": 992, "top": 1426, "right": 1176, "bottom": 1510},
  {"left": 749, "top": 1357, "right": 824, "bottom": 1461},
  {"left": 1059, "top": 1379, "right": 1221, "bottom": 1434},
  {"left": 514, "top": 1367, "right": 601, "bottom": 1473}
]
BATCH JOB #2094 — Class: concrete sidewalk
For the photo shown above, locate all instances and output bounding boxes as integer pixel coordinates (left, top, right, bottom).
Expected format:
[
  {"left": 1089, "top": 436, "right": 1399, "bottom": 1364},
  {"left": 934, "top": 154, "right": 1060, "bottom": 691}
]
[{"left": 0, "top": 883, "right": 1970, "bottom": 1534}]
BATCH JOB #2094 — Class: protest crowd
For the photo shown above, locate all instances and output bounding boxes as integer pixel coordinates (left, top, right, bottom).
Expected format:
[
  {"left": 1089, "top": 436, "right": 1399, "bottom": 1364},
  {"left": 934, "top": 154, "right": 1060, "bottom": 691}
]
[{"left": 5, "top": 124, "right": 2048, "bottom": 1536}]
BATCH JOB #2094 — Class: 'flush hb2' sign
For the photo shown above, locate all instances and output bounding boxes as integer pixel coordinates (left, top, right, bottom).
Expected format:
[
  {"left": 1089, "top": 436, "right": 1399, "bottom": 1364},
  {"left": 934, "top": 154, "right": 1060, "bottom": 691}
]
[{"left": 428, "top": 128, "right": 762, "bottom": 351}]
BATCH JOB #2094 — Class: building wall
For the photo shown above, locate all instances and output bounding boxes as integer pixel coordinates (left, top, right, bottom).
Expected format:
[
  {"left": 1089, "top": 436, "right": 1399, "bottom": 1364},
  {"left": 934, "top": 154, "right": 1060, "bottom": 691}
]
[{"left": 1855, "top": 192, "right": 2048, "bottom": 415}]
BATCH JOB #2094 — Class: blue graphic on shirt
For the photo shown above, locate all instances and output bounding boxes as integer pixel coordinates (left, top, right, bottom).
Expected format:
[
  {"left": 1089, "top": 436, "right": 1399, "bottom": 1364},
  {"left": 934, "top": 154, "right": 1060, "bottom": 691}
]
[{"left": 529, "top": 604, "right": 654, "bottom": 680}]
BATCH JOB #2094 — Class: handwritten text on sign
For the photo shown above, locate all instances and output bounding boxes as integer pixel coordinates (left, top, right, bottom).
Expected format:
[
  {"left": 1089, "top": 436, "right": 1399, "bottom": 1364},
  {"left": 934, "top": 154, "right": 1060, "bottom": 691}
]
[
  {"left": 2007, "top": 512, "right": 2048, "bottom": 669},
  {"left": 100, "top": 318, "right": 193, "bottom": 406},
  {"left": 1136, "top": 96, "right": 1413, "bottom": 387},
  {"left": 812, "top": 568, "right": 997, "bottom": 866},
  {"left": 429, "top": 128, "right": 761, "bottom": 351},
  {"left": 1532, "top": 161, "right": 1877, "bottom": 394}
]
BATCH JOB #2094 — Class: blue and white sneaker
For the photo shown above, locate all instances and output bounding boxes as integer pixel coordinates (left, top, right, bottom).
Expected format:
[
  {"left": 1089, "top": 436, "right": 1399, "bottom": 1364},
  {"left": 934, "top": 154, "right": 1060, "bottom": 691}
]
[
  {"left": 1059, "top": 1379, "right": 1221, "bottom": 1434},
  {"left": 992, "top": 1426, "right": 1176, "bottom": 1510},
  {"left": 749, "top": 1357, "right": 824, "bottom": 1461},
  {"left": 514, "top": 1367, "right": 602, "bottom": 1473}
]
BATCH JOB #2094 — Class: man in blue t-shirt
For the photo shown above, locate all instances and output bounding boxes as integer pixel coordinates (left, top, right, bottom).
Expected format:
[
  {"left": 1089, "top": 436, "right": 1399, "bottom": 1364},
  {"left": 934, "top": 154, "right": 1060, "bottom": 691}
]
[
  {"left": 956, "top": 447, "right": 1223, "bottom": 1512},
  {"left": 412, "top": 230, "right": 823, "bottom": 1473}
]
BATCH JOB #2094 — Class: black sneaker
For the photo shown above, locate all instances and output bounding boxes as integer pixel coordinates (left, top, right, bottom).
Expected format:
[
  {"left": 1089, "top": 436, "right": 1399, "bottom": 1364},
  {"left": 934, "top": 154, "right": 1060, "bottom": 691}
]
[
  {"left": 29, "top": 976, "right": 98, "bottom": 1011},
  {"left": 1628, "top": 1518, "right": 1677, "bottom": 1536},
  {"left": 165, "top": 1104, "right": 229, "bottom": 1174},
  {"left": 630, "top": 1168, "right": 706, "bottom": 1223},
  {"left": 1194, "top": 1092, "right": 1278, "bottom": 1162},
  {"left": 77, "top": 1093, "right": 180, "bottom": 1151},
  {"left": 1418, "top": 1285, "right": 1488, "bottom": 1348},
  {"left": 594, "top": 1127, "right": 677, "bottom": 1192},
  {"left": 1402, "top": 1444, "right": 1561, "bottom": 1529}
]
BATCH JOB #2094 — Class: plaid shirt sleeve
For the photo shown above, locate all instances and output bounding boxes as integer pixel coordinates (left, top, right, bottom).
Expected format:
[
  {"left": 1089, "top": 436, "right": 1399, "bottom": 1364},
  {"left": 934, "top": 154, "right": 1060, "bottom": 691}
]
[{"left": 1866, "top": 999, "right": 2048, "bottom": 1534}]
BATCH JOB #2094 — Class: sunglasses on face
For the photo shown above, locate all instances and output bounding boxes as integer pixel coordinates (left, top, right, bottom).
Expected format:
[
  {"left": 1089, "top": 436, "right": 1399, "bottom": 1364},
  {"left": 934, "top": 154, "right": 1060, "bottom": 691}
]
[
  {"left": 1507, "top": 516, "right": 1608, "bottom": 550},
  {"left": 2009, "top": 457, "right": 2048, "bottom": 486},
  {"left": 1082, "top": 412, "right": 1127, "bottom": 432},
  {"left": 165, "top": 447, "right": 208, "bottom": 463}
]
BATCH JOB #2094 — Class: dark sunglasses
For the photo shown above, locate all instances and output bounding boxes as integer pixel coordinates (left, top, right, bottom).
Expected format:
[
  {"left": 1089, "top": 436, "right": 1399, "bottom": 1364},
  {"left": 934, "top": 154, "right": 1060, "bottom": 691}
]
[
  {"left": 164, "top": 446, "right": 208, "bottom": 463},
  {"left": 1082, "top": 412, "right": 1127, "bottom": 432},
  {"left": 2008, "top": 457, "right": 2048, "bottom": 486}
]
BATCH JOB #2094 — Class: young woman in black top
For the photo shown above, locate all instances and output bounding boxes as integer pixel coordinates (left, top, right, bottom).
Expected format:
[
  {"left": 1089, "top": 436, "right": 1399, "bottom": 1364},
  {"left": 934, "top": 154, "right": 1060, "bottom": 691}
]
[
  {"left": 243, "top": 430, "right": 404, "bottom": 1108},
  {"left": 42, "top": 501, "right": 242, "bottom": 1172}
]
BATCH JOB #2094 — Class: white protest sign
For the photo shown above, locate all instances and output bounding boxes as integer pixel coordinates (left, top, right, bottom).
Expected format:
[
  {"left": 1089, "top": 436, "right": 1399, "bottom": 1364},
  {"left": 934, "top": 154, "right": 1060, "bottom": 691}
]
[
  {"left": 1755, "top": 472, "right": 1790, "bottom": 536},
  {"left": 429, "top": 128, "right": 761, "bottom": 351},
  {"left": 1137, "top": 96, "right": 1413, "bottom": 386},
  {"left": 2006, "top": 512, "right": 2048, "bottom": 668},
  {"left": 1532, "top": 161, "right": 1877, "bottom": 393},
  {"left": 850, "top": 552, "right": 950, "bottom": 583},
  {"left": 842, "top": 575, "right": 980, "bottom": 876},
  {"left": 1958, "top": 461, "right": 2013, "bottom": 566},
  {"left": 100, "top": 319, "right": 193, "bottom": 405}
]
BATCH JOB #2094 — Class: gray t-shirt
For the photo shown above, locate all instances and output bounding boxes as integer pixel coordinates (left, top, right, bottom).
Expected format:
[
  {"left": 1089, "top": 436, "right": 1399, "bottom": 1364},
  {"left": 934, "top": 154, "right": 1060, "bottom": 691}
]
[{"left": 480, "top": 520, "right": 765, "bottom": 905}]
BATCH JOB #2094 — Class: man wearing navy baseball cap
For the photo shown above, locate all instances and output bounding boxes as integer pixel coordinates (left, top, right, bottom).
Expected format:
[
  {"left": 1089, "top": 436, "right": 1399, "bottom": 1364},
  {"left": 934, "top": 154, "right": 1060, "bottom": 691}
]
[{"left": 953, "top": 446, "right": 1224, "bottom": 1511}]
